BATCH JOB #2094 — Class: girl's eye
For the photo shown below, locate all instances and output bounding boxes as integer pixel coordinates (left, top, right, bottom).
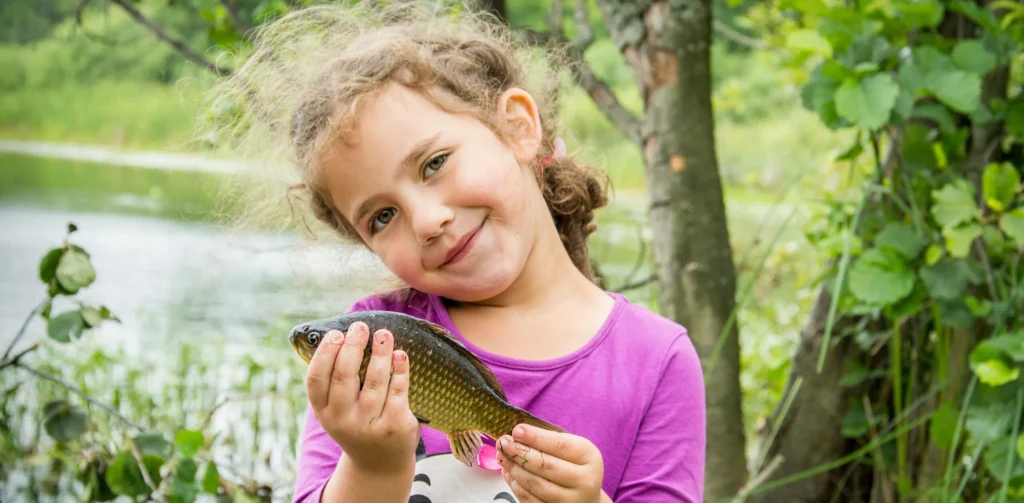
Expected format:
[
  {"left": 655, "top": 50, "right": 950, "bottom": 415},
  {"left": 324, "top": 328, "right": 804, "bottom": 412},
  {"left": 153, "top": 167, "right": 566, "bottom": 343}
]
[
  {"left": 423, "top": 154, "right": 447, "bottom": 178},
  {"left": 370, "top": 207, "right": 396, "bottom": 234}
]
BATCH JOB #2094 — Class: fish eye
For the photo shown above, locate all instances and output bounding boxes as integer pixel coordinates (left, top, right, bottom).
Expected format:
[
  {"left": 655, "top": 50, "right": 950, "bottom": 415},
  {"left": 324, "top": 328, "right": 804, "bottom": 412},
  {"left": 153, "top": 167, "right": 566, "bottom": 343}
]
[{"left": 306, "top": 332, "right": 321, "bottom": 346}]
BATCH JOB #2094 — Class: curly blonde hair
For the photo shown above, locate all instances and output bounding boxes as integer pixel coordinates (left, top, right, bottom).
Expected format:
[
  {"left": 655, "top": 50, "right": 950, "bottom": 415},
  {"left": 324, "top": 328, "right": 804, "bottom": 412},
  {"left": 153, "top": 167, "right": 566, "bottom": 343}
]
[{"left": 204, "top": 0, "right": 608, "bottom": 281}]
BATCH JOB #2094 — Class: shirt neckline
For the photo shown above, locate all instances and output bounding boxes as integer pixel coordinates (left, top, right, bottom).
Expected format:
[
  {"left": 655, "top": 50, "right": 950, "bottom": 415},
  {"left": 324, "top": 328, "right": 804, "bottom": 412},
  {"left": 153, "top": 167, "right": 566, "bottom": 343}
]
[{"left": 427, "top": 291, "right": 627, "bottom": 371}]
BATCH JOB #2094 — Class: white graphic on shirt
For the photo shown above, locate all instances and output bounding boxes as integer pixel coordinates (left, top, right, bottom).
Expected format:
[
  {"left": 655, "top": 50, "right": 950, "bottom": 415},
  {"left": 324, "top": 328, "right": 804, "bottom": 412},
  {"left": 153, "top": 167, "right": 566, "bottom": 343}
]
[{"left": 408, "top": 437, "right": 518, "bottom": 503}]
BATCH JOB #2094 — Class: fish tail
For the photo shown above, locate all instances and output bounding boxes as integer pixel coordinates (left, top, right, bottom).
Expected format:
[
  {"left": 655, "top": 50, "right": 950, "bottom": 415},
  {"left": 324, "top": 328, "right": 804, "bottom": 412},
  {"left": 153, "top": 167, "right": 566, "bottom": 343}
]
[{"left": 515, "top": 410, "right": 566, "bottom": 434}]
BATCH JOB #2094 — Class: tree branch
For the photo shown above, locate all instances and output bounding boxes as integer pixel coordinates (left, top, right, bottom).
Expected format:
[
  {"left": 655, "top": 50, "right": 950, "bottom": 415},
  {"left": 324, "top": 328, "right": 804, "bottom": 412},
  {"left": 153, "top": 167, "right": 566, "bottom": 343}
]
[
  {"left": 3, "top": 297, "right": 49, "bottom": 360},
  {"left": 217, "top": 0, "right": 254, "bottom": 41},
  {"left": 16, "top": 363, "right": 147, "bottom": 431},
  {"left": 517, "top": 0, "right": 643, "bottom": 146},
  {"left": 0, "top": 344, "right": 39, "bottom": 371},
  {"left": 713, "top": 19, "right": 766, "bottom": 49},
  {"left": 109, "top": 0, "right": 232, "bottom": 76}
]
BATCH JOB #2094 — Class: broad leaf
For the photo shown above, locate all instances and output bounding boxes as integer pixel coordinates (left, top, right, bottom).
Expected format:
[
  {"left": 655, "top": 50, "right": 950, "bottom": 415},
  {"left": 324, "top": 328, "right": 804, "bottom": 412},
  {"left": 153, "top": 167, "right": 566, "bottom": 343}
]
[
  {"left": 835, "top": 74, "right": 900, "bottom": 130},
  {"left": 929, "top": 70, "right": 982, "bottom": 114},
  {"left": 848, "top": 249, "right": 915, "bottom": 306},
  {"left": 38, "top": 248, "right": 63, "bottom": 283},
  {"left": 201, "top": 462, "right": 220, "bottom": 494},
  {"left": 1002, "top": 208, "right": 1024, "bottom": 246},
  {"left": 169, "top": 458, "right": 200, "bottom": 503},
  {"left": 919, "top": 259, "right": 979, "bottom": 300},
  {"left": 985, "top": 332, "right": 1024, "bottom": 362},
  {"left": 973, "top": 360, "right": 1020, "bottom": 386},
  {"left": 912, "top": 103, "right": 957, "bottom": 135},
  {"left": 105, "top": 451, "right": 164, "bottom": 497},
  {"left": 175, "top": 429, "right": 204, "bottom": 458},
  {"left": 55, "top": 250, "right": 96, "bottom": 294},
  {"left": 133, "top": 433, "right": 172, "bottom": 458},
  {"left": 930, "top": 403, "right": 959, "bottom": 451},
  {"left": 47, "top": 311, "right": 85, "bottom": 343},
  {"left": 943, "top": 224, "right": 982, "bottom": 258},
  {"left": 80, "top": 306, "right": 103, "bottom": 328},
  {"left": 1007, "top": 97, "right": 1024, "bottom": 137},
  {"left": 925, "top": 244, "right": 944, "bottom": 265},
  {"left": 966, "top": 396, "right": 1013, "bottom": 445},
  {"left": 932, "top": 180, "right": 980, "bottom": 228},
  {"left": 787, "top": 29, "right": 833, "bottom": 56},
  {"left": 42, "top": 399, "right": 88, "bottom": 443},
  {"left": 875, "top": 223, "right": 926, "bottom": 259},
  {"left": 893, "top": 0, "right": 945, "bottom": 27},
  {"left": 983, "top": 162, "right": 1020, "bottom": 212},
  {"left": 984, "top": 436, "right": 1024, "bottom": 482},
  {"left": 952, "top": 40, "right": 997, "bottom": 75}
]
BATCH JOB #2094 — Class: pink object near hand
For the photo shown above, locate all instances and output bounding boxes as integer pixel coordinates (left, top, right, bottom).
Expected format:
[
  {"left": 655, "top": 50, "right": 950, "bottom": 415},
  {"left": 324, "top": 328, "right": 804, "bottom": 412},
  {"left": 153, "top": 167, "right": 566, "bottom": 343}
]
[{"left": 477, "top": 443, "right": 501, "bottom": 471}]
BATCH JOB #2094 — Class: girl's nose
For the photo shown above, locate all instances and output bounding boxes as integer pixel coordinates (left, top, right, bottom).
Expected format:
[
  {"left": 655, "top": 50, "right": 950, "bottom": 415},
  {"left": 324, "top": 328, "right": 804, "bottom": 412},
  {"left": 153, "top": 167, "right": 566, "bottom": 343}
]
[{"left": 411, "top": 199, "right": 454, "bottom": 246}]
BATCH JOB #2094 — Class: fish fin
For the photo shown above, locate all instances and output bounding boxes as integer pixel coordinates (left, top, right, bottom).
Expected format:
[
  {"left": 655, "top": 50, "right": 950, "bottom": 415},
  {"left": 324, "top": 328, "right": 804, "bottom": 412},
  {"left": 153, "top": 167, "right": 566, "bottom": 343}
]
[
  {"left": 446, "top": 430, "right": 483, "bottom": 468},
  {"left": 420, "top": 319, "right": 509, "bottom": 402},
  {"left": 516, "top": 411, "right": 566, "bottom": 434},
  {"left": 413, "top": 413, "right": 430, "bottom": 425}
]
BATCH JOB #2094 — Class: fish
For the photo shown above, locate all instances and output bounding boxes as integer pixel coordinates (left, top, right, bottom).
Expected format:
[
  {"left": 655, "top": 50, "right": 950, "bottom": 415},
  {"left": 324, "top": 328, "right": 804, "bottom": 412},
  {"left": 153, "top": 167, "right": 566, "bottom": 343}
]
[{"left": 288, "top": 310, "right": 565, "bottom": 467}]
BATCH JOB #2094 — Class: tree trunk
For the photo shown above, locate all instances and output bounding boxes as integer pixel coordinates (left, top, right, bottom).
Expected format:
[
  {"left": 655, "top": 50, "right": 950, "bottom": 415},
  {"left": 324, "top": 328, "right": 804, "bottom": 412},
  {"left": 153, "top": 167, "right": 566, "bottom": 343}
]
[{"left": 595, "top": 1, "right": 748, "bottom": 500}]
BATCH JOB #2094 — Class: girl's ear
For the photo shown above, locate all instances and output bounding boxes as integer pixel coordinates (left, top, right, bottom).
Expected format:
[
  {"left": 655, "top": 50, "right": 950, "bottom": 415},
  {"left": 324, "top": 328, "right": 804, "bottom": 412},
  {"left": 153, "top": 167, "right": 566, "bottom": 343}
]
[{"left": 497, "top": 87, "right": 542, "bottom": 164}]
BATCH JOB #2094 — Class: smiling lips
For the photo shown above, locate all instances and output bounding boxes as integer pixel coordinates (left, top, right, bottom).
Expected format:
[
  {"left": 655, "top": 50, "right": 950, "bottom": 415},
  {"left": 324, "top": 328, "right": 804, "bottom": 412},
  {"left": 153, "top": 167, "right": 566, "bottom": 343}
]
[{"left": 440, "top": 221, "right": 484, "bottom": 268}]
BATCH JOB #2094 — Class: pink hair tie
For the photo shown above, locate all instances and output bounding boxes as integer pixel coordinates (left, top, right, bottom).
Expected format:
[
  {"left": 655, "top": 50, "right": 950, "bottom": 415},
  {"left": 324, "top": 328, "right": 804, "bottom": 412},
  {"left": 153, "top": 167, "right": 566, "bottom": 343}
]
[
  {"left": 539, "top": 136, "right": 567, "bottom": 169},
  {"left": 477, "top": 443, "right": 501, "bottom": 471}
]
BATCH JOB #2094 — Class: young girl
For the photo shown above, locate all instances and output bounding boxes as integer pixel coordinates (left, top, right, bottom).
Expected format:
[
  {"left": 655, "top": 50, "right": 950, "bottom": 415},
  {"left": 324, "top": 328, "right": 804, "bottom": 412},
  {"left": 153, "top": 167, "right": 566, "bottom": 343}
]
[{"left": 211, "top": 2, "right": 705, "bottom": 501}]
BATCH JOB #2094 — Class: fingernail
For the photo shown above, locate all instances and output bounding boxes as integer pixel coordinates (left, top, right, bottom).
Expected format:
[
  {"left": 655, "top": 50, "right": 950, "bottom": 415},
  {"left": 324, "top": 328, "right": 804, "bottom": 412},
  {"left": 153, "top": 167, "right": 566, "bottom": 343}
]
[
  {"left": 375, "top": 330, "right": 387, "bottom": 344},
  {"left": 393, "top": 351, "right": 406, "bottom": 363},
  {"left": 513, "top": 425, "right": 525, "bottom": 438},
  {"left": 499, "top": 438, "right": 508, "bottom": 449},
  {"left": 348, "top": 322, "right": 365, "bottom": 335},
  {"left": 329, "top": 330, "right": 344, "bottom": 344}
]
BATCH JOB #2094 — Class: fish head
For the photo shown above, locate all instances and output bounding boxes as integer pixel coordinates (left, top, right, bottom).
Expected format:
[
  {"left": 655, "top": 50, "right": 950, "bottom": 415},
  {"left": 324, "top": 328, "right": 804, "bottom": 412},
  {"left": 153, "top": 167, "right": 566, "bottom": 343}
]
[{"left": 288, "top": 313, "right": 365, "bottom": 364}]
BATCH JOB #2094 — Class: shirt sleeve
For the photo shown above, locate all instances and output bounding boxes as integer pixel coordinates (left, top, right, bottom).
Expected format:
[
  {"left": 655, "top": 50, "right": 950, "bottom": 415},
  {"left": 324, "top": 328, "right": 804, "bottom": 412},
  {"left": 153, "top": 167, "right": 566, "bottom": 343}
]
[
  {"left": 613, "top": 333, "right": 706, "bottom": 502},
  {"left": 291, "top": 296, "right": 383, "bottom": 503}
]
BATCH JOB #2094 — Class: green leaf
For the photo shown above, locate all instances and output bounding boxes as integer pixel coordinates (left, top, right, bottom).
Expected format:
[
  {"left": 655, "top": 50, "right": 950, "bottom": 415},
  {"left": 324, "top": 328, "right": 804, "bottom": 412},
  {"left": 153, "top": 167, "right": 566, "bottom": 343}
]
[
  {"left": 201, "top": 462, "right": 220, "bottom": 494},
  {"left": 38, "top": 248, "right": 63, "bottom": 283},
  {"left": 1017, "top": 434, "right": 1024, "bottom": 459},
  {"left": 930, "top": 403, "right": 959, "bottom": 451},
  {"left": 787, "top": 29, "right": 833, "bottom": 56},
  {"left": 42, "top": 399, "right": 88, "bottom": 443},
  {"left": 983, "top": 224, "right": 1009, "bottom": 253},
  {"left": 986, "top": 332, "right": 1024, "bottom": 362},
  {"left": 919, "top": 259, "right": 980, "bottom": 301},
  {"left": 80, "top": 306, "right": 102, "bottom": 328},
  {"left": 175, "top": 429, "right": 204, "bottom": 458},
  {"left": 875, "top": 223, "right": 926, "bottom": 259},
  {"left": 55, "top": 250, "right": 96, "bottom": 294},
  {"left": 925, "top": 244, "right": 944, "bottom": 265},
  {"left": 47, "top": 311, "right": 85, "bottom": 343},
  {"left": 929, "top": 70, "right": 982, "bottom": 114},
  {"left": 1002, "top": 208, "right": 1024, "bottom": 246},
  {"left": 932, "top": 180, "right": 980, "bottom": 229},
  {"left": 965, "top": 296, "right": 993, "bottom": 317},
  {"left": 911, "top": 103, "right": 957, "bottom": 135},
  {"left": 952, "top": 40, "right": 997, "bottom": 75},
  {"left": 973, "top": 359, "right": 1020, "bottom": 386},
  {"left": 835, "top": 74, "right": 900, "bottom": 130},
  {"left": 133, "top": 433, "right": 172, "bottom": 458},
  {"left": 984, "top": 435, "right": 1024, "bottom": 482},
  {"left": 943, "top": 224, "right": 982, "bottom": 258},
  {"left": 1007, "top": 97, "right": 1024, "bottom": 137},
  {"left": 893, "top": 0, "right": 944, "bottom": 28},
  {"left": 983, "top": 162, "right": 1020, "bottom": 212},
  {"left": 848, "top": 249, "right": 916, "bottom": 306},
  {"left": 841, "top": 360, "right": 881, "bottom": 387},
  {"left": 170, "top": 458, "right": 200, "bottom": 503},
  {"left": 105, "top": 451, "right": 164, "bottom": 497}
]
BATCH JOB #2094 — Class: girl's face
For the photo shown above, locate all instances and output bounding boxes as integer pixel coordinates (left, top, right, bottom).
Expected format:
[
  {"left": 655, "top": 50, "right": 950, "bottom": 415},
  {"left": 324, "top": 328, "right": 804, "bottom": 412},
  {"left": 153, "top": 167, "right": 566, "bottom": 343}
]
[{"left": 320, "top": 83, "right": 546, "bottom": 302}]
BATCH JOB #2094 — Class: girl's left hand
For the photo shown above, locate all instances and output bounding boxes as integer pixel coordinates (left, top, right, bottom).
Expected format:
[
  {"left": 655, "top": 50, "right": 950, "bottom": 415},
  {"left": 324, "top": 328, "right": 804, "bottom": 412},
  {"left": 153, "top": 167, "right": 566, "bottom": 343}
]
[{"left": 496, "top": 424, "right": 611, "bottom": 503}]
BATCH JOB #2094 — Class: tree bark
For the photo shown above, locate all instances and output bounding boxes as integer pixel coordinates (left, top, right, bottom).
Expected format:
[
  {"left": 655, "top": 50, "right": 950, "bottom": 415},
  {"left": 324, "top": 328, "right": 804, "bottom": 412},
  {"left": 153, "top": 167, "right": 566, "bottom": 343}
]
[{"left": 595, "top": 1, "right": 748, "bottom": 501}]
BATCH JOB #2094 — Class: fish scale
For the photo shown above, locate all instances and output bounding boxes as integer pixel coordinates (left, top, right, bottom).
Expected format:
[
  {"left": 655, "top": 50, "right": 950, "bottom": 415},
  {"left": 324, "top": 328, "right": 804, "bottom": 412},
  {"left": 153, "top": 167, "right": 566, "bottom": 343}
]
[{"left": 288, "top": 309, "right": 565, "bottom": 467}]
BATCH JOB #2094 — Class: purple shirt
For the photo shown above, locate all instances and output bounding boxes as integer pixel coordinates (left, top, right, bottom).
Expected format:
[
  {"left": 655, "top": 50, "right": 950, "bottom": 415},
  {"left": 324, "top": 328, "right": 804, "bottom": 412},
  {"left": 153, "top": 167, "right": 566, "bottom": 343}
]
[{"left": 292, "top": 289, "right": 705, "bottom": 502}]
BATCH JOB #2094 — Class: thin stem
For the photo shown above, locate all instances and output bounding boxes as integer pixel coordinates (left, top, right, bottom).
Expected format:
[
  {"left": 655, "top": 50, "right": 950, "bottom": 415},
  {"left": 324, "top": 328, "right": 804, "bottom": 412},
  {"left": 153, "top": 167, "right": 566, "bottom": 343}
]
[
  {"left": 997, "top": 387, "right": 1024, "bottom": 503},
  {"left": 3, "top": 297, "right": 49, "bottom": 360},
  {"left": 0, "top": 343, "right": 39, "bottom": 371},
  {"left": 890, "top": 323, "right": 907, "bottom": 501},
  {"left": 942, "top": 376, "right": 977, "bottom": 502},
  {"left": 16, "top": 363, "right": 146, "bottom": 431}
]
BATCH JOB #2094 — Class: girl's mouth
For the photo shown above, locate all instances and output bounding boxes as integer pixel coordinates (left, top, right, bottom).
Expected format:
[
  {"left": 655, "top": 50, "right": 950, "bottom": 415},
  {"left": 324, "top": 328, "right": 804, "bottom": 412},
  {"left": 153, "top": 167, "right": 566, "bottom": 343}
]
[{"left": 441, "top": 219, "right": 485, "bottom": 267}]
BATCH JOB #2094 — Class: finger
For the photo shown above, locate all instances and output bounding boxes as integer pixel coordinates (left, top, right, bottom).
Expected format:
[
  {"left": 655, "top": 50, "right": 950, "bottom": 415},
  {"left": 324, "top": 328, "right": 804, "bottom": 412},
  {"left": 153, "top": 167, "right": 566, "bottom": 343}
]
[
  {"left": 497, "top": 436, "right": 582, "bottom": 488},
  {"left": 380, "top": 349, "right": 411, "bottom": 420},
  {"left": 512, "top": 424, "right": 594, "bottom": 465},
  {"left": 328, "top": 321, "right": 369, "bottom": 409},
  {"left": 356, "top": 329, "right": 395, "bottom": 421},
  {"left": 305, "top": 329, "right": 344, "bottom": 411},
  {"left": 504, "top": 470, "right": 549, "bottom": 503}
]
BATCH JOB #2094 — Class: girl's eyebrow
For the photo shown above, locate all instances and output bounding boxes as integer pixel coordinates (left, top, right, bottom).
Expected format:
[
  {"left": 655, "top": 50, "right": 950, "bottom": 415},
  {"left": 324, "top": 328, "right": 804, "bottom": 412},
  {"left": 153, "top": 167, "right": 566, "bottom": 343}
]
[{"left": 351, "top": 132, "right": 442, "bottom": 224}]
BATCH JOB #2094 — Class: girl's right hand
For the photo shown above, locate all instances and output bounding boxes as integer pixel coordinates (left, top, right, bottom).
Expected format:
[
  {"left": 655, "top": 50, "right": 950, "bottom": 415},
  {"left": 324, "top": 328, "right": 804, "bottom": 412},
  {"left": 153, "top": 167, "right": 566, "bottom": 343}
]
[{"left": 305, "top": 321, "right": 421, "bottom": 475}]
